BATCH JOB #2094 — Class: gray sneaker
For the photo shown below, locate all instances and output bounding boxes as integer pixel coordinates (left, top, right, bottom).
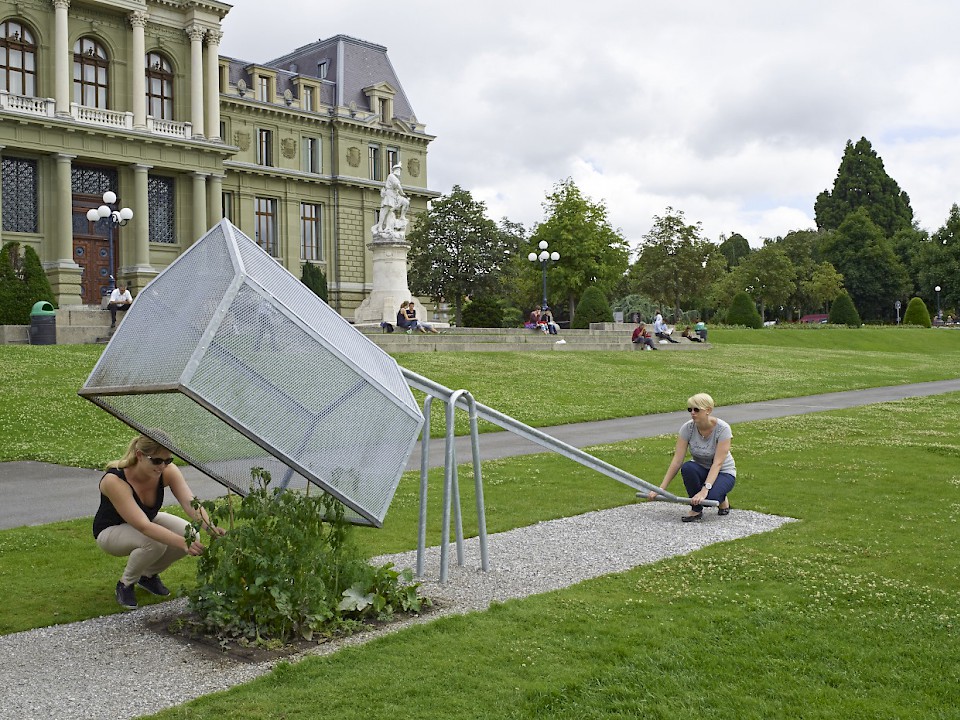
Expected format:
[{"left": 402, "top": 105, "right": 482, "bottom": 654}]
[
  {"left": 137, "top": 575, "right": 170, "bottom": 596},
  {"left": 115, "top": 581, "right": 137, "bottom": 610}
]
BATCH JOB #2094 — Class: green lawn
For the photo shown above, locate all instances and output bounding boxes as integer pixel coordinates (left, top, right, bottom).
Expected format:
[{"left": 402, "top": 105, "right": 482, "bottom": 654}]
[
  {"left": 1, "top": 326, "right": 958, "bottom": 467},
  {"left": 1, "top": 327, "right": 958, "bottom": 718}
]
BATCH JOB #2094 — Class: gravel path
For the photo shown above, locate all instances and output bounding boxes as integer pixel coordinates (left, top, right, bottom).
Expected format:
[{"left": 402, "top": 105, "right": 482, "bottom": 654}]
[{"left": 0, "top": 502, "right": 793, "bottom": 720}]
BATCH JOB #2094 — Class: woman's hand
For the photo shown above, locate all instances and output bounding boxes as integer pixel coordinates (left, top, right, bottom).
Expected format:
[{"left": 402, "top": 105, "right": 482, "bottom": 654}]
[
  {"left": 207, "top": 524, "right": 226, "bottom": 538},
  {"left": 692, "top": 488, "right": 709, "bottom": 504},
  {"left": 186, "top": 537, "right": 205, "bottom": 556},
  {"left": 646, "top": 490, "right": 660, "bottom": 501}
]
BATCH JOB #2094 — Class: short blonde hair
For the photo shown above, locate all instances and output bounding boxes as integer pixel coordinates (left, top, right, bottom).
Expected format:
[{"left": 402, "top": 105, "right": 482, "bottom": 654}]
[{"left": 687, "top": 393, "right": 715, "bottom": 411}]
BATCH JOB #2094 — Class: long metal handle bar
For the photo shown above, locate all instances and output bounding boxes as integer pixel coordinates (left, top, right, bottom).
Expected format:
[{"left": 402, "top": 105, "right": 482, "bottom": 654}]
[{"left": 401, "top": 367, "right": 717, "bottom": 508}]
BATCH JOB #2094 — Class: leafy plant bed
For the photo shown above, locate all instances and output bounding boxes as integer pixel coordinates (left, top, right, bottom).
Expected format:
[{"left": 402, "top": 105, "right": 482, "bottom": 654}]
[
  {"left": 183, "top": 469, "right": 432, "bottom": 650},
  {"left": 147, "top": 599, "right": 444, "bottom": 664}
]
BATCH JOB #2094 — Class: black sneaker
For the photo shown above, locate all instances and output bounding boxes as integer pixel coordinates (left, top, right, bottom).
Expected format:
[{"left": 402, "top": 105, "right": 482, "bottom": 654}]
[
  {"left": 137, "top": 575, "right": 170, "bottom": 596},
  {"left": 116, "top": 581, "right": 137, "bottom": 610}
]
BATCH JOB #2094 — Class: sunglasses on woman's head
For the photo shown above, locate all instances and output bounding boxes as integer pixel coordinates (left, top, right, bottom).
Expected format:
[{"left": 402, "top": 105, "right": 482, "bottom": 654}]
[
  {"left": 686, "top": 407, "right": 702, "bottom": 413},
  {"left": 146, "top": 455, "right": 174, "bottom": 466}
]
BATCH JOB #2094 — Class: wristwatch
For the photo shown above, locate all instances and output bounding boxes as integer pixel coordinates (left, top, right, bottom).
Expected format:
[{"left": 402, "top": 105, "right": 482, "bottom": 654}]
[{"left": 704, "top": 482, "right": 713, "bottom": 490}]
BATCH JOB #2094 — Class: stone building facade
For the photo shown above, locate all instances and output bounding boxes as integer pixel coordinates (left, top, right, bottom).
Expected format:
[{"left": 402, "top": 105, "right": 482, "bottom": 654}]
[{"left": 0, "top": 0, "right": 435, "bottom": 315}]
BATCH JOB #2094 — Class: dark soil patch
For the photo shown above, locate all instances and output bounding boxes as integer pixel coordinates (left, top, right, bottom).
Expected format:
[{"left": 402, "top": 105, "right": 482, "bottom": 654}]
[{"left": 146, "top": 602, "right": 443, "bottom": 664}]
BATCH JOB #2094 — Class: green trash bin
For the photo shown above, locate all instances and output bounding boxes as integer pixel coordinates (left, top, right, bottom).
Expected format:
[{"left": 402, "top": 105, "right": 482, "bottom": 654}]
[{"left": 30, "top": 301, "right": 56, "bottom": 345}]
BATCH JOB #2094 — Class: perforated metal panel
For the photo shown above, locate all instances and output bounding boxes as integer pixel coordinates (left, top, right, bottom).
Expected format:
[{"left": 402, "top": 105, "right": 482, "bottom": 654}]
[{"left": 80, "top": 220, "right": 423, "bottom": 527}]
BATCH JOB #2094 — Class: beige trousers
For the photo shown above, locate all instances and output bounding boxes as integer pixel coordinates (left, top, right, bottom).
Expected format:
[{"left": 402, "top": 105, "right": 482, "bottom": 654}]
[{"left": 96, "top": 512, "right": 189, "bottom": 587}]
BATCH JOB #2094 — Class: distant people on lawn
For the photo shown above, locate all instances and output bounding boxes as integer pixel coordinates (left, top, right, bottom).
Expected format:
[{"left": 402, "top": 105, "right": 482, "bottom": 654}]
[
  {"left": 540, "top": 307, "right": 559, "bottom": 335},
  {"left": 404, "top": 300, "right": 439, "bottom": 333},
  {"left": 631, "top": 322, "right": 657, "bottom": 350},
  {"left": 107, "top": 283, "right": 133, "bottom": 328},
  {"left": 646, "top": 393, "right": 735, "bottom": 522},
  {"left": 526, "top": 307, "right": 541, "bottom": 329},
  {"left": 653, "top": 311, "right": 679, "bottom": 343},
  {"left": 694, "top": 320, "right": 708, "bottom": 341},
  {"left": 397, "top": 301, "right": 421, "bottom": 333},
  {"left": 681, "top": 326, "right": 703, "bottom": 342},
  {"left": 93, "top": 433, "right": 224, "bottom": 610}
]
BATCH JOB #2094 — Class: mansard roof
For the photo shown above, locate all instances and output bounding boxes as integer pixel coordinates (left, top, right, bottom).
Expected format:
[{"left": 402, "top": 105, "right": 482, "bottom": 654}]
[{"left": 264, "top": 35, "right": 417, "bottom": 122}]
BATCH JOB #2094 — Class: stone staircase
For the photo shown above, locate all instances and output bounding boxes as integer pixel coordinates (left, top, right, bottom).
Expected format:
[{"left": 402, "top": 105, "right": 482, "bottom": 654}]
[
  {"left": 0, "top": 305, "right": 115, "bottom": 345},
  {"left": 356, "top": 323, "right": 710, "bottom": 352},
  {"left": 2, "top": 311, "right": 710, "bottom": 353}
]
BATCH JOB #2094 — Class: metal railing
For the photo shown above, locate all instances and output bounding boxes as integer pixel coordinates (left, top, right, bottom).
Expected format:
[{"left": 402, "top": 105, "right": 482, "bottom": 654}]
[{"left": 403, "top": 367, "right": 715, "bottom": 582}]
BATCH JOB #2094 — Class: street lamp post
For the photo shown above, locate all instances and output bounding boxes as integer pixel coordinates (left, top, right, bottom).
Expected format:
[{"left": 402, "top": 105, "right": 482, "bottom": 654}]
[
  {"left": 935, "top": 285, "right": 942, "bottom": 322},
  {"left": 86, "top": 191, "right": 133, "bottom": 296},
  {"left": 527, "top": 240, "right": 560, "bottom": 311}
]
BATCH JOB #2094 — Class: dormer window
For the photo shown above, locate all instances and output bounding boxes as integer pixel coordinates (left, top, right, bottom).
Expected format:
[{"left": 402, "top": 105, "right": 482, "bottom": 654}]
[
  {"left": 317, "top": 61, "right": 328, "bottom": 80},
  {"left": 258, "top": 75, "right": 270, "bottom": 102}
]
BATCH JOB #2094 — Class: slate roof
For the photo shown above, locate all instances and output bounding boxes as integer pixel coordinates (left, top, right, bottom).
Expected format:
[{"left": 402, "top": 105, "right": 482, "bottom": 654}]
[{"left": 225, "top": 34, "right": 416, "bottom": 122}]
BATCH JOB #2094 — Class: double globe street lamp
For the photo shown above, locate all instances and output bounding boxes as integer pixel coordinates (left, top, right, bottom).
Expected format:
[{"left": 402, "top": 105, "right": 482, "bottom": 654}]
[
  {"left": 528, "top": 240, "right": 560, "bottom": 311},
  {"left": 86, "top": 191, "right": 133, "bottom": 294}
]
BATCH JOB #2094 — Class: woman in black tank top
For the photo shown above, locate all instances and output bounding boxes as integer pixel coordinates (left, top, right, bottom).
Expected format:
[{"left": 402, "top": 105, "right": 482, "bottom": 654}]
[{"left": 93, "top": 433, "right": 224, "bottom": 610}]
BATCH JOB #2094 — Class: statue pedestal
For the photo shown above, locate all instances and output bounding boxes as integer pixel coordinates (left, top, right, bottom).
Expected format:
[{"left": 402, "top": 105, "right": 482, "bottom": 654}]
[{"left": 353, "top": 224, "right": 426, "bottom": 324}]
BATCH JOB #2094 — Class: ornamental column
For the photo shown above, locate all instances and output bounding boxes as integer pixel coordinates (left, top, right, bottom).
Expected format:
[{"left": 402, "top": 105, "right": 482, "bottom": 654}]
[
  {"left": 129, "top": 11, "right": 148, "bottom": 129},
  {"left": 53, "top": 0, "right": 71, "bottom": 116},
  {"left": 186, "top": 25, "right": 205, "bottom": 138},
  {"left": 131, "top": 164, "right": 152, "bottom": 268},
  {"left": 191, "top": 172, "right": 208, "bottom": 241},
  {"left": 54, "top": 154, "right": 75, "bottom": 263},
  {"left": 207, "top": 173, "right": 223, "bottom": 223},
  {"left": 205, "top": 29, "right": 223, "bottom": 141}
]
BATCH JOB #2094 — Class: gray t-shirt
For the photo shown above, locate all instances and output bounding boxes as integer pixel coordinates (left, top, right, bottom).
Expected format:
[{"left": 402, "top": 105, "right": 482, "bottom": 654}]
[{"left": 679, "top": 418, "right": 736, "bottom": 476}]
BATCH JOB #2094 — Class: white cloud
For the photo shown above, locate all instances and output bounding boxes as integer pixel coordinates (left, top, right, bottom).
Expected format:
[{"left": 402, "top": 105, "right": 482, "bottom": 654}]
[{"left": 221, "top": 0, "right": 960, "bottom": 247}]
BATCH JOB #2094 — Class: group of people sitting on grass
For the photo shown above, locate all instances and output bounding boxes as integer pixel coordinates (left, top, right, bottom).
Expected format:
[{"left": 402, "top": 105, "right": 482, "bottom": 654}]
[{"left": 632, "top": 312, "right": 708, "bottom": 349}]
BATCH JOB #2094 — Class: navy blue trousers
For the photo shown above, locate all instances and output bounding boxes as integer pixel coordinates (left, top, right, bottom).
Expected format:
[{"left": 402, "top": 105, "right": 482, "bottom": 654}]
[{"left": 681, "top": 460, "right": 735, "bottom": 514}]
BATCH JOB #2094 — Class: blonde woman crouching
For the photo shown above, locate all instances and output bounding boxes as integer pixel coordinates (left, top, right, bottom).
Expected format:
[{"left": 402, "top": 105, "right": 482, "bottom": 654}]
[
  {"left": 93, "top": 433, "right": 224, "bottom": 610},
  {"left": 646, "top": 393, "right": 736, "bottom": 521}
]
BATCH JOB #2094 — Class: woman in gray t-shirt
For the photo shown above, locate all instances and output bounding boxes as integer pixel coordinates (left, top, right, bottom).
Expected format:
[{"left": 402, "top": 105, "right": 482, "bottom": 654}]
[{"left": 646, "top": 392, "right": 736, "bottom": 522}]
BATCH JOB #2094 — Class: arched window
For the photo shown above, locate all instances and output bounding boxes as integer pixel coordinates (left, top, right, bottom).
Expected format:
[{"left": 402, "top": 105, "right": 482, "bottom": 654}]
[
  {"left": 145, "top": 51, "right": 173, "bottom": 119},
  {"left": 0, "top": 20, "right": 37, "bottom": 96},
  {"left": 73, "top": 37, "right": 109, "bottom": 109}
]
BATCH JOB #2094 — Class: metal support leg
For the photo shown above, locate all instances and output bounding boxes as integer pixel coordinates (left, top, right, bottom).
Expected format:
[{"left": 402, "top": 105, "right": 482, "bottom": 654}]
[{"left": 416, "top": 396, "right": 433, "bottom": 578}]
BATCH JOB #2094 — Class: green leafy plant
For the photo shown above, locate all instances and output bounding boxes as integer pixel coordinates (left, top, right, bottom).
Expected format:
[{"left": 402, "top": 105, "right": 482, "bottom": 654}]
[
  {"left": 726, "top": 290, "right": 763, "bottom": 328},
  {"left": 462, "top": 295, "right": 504, "bottom": 328},
  {"left": 0, "top": 242, "right": 56, "bottom": 325},
  {"left": 186, "top": 468, "right": 428, "bottom": 645},
  {"left": 902, "top": 296, "right": 931, "bottom": 327},
  {"left": 828, "top": 291, "right": 862, "bottom": 327},
  {"left": 571, "top": 285, "right": 613, "bottom": 328},
  {"left": 301, "top": 262, "right": 328, "bottom": 302}
]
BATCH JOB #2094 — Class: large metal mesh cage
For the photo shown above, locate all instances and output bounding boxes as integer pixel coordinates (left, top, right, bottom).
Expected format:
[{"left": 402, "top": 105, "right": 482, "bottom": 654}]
[{"left": 80, "top": 219, "right": 424, "bottom": 527}]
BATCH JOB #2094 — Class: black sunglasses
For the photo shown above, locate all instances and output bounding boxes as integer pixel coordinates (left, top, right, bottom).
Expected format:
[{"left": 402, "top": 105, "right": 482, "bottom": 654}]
[
  {"left": 686, "top": 407, "right": 702, "bottom": 413},
  {"left": 145, "top": 455, "right": 174, "bottom": 466}
]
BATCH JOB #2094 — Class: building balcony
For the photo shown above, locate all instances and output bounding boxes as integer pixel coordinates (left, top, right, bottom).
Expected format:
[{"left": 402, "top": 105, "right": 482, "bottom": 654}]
[{"left": 0, "top": 91, "right": 194, "bottom": 141}]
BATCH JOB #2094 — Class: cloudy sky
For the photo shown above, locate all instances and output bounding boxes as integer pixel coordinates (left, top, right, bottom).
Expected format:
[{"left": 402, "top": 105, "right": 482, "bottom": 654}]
[{"left": 220, "top": 0, "right": 960, "bottom": 249}]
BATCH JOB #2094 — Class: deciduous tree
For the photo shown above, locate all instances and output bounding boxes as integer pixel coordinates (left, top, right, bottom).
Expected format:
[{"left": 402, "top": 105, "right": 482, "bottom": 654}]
[
  {"left": 630, "top": 208, "right": 723, "bottom": 320},
  {"left": 528, "top": 179, "right": 629, "bottom": 320},
  {"left": 407, "top": 186, "right": 522, "bottom": 326}
]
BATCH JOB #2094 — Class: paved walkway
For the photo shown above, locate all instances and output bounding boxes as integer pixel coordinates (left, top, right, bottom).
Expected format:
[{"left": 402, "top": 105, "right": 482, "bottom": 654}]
[{"left": 2, "top": 379, "right": 959, "bottom": 530}]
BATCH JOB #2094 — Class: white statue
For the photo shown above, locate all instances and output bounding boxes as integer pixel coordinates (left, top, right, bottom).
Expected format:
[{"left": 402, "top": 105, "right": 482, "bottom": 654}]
[{"left": 377, "top": 163, "right": 410, "bottom": 234}]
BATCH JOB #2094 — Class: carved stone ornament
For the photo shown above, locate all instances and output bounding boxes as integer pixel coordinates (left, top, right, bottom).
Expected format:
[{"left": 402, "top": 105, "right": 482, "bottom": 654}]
[
  {"left": 281, "top": 138, "right": 297, "bottom": 159},
  {"left": 346, "top": 147, "right": 361, "bottom": 168},
  {"left": 234, "top": 131, "right": 250, "bottom": 152},
  {"left": 406, "top": 158, "right": 421, "bottom": 178}
]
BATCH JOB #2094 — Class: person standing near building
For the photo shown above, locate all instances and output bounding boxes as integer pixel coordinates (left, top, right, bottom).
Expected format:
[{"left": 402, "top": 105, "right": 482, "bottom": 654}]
[{"left": 107, "top": 283, "right": 133, "bottom": 328}]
